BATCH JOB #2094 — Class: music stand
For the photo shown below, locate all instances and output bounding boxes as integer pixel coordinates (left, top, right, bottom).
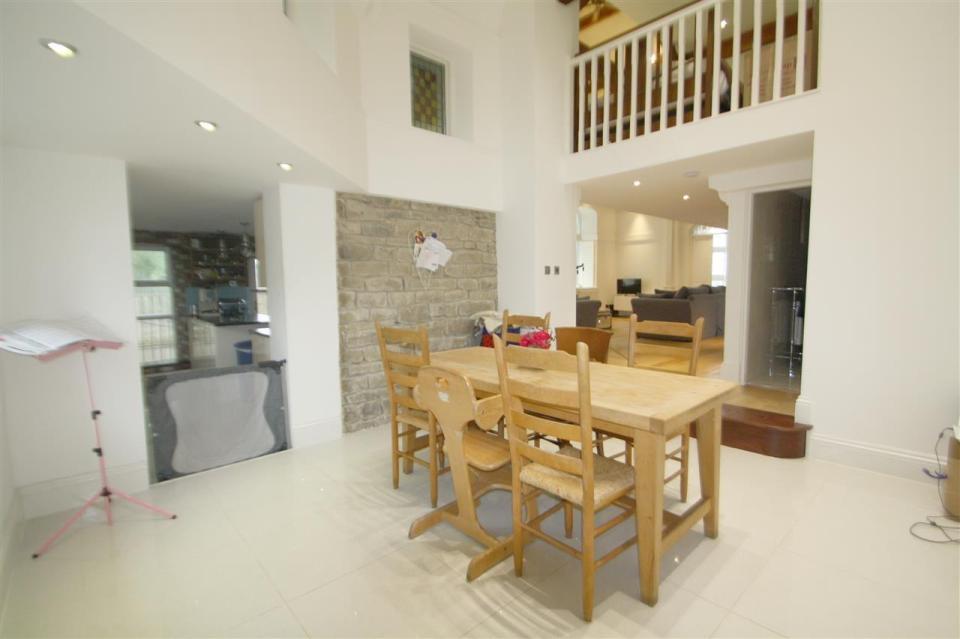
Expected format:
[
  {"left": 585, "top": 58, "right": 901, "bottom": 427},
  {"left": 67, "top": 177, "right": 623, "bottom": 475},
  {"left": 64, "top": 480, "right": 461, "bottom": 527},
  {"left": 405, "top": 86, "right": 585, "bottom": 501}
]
[{"left": 25, "top": 339, "right": 177, "bottom": 558}]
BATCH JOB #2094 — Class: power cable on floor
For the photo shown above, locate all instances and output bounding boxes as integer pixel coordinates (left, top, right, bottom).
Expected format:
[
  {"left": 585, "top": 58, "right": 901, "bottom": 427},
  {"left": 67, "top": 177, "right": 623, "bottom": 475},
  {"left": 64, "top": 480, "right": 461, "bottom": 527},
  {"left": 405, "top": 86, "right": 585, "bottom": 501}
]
[{"left": 910, "top": 427, "right": 960, "bottom": 544}]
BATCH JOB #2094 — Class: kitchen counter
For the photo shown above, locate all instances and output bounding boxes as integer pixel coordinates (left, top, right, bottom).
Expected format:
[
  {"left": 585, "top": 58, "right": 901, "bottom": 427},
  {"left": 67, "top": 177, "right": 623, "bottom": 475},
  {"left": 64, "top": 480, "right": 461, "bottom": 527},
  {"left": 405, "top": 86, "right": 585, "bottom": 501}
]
[
  {"left": 195, "top": 313, "right": 269, "bottom": 327},
  {"left": 189, "top": 316, "right": 270, "bottom": 369}
]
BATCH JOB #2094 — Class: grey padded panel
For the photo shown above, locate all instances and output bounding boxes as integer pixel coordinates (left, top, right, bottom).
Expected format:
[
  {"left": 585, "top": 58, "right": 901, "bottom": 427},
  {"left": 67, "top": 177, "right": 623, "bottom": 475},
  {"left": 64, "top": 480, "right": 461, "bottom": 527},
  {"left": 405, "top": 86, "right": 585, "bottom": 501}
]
[{"left": 145, "top": 361, "right": 288, "bottom": 482}]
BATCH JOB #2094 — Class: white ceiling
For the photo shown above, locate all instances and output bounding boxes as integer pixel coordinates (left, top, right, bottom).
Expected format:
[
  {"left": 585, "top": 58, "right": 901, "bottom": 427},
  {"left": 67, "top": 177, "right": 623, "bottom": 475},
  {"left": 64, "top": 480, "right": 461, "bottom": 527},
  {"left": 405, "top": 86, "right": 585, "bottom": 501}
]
[
  {"left": 578, "top": 132, "right": 814, "bottom": 228},
  {"left": 0, "top": 1, "right": 344, "bottom": 233}
]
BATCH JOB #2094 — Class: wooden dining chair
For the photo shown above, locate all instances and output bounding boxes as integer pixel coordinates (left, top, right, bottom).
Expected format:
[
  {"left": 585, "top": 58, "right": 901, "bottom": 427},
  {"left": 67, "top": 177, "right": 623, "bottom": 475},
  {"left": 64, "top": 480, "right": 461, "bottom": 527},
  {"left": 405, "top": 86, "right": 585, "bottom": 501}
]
[
  {"left": 619, "top": 314, "right": 705, "bottom": 501},
  {"left": 501, "top": 309, "right": 551, "bottom": 345},
  {"left": 375, "top": 322, "right": 446, "bottom": 507},
  {"left": 408, "top": 366, "right": 525, "bottom": 581},
  {"left": 493, "top": 335, "right": 636, "bottom": 622},
  {"left": 557, "top": 326, "right": 616, "bottom": 456},
  {"left": 555, "top": 326, "right": 613, "bottom": 363}
]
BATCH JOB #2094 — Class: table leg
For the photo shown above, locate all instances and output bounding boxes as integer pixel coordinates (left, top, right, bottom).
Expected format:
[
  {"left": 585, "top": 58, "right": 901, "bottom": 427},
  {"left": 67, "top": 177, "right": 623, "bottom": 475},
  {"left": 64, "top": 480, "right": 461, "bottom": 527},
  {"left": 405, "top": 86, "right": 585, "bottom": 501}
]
[
  {"left": 697, "top": 407, "right": 721, "bottom": 538},
  {"left": 634, "top": 429, "right": 665, "bottom": 606}
]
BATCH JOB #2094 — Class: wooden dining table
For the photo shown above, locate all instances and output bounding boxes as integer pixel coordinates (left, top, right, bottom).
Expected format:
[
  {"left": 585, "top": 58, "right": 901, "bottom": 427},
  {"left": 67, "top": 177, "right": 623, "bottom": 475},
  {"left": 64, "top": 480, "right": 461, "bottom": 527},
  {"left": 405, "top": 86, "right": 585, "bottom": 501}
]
[{"left": 431, "top": 346, "right": 737, "bottom": 605}]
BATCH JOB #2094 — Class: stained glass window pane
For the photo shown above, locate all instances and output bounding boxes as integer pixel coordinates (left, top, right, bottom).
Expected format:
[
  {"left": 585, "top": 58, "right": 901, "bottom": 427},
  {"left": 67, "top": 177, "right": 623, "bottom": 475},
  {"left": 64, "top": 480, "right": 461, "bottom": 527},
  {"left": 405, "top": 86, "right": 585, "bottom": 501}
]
[{"left": 410, "top": 52, "right": 446, "bottom": 134}]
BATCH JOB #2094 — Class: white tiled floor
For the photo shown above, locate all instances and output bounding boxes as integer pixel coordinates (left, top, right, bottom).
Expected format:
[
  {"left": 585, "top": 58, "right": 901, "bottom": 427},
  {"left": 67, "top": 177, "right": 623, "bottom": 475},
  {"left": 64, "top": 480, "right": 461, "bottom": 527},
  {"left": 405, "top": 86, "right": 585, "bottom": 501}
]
[{"left": 1, "top": 426, "right": 957, "bottom": 638}]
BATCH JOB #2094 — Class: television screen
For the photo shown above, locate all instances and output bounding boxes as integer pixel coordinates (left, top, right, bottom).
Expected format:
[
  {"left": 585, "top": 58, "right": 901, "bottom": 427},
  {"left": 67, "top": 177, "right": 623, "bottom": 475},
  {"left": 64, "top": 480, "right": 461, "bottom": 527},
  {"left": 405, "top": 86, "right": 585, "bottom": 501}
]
[{"left": 617, "top": 278, "right": 642, "bottom": 294}]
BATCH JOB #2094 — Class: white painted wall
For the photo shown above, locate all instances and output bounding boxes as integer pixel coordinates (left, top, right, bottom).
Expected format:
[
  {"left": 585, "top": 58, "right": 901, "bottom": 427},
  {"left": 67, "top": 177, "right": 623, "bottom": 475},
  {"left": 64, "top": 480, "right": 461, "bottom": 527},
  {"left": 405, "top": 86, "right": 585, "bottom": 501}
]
[
  {"left": 594, "top": 206, "right": 618, "bottom": 304},
  {"left": 0, "top": 142, "right": 18, "bottom": 600},
  {"left": 798, "top": 1, "right": 958, "bottom": 474},
  {"left": 616, "top": 211, "right": 672, "bottom": 292},
  {"left": 690, "top": 236, "right": 713, "bottom": 286},
  {"left": 359, "top": 1, "right": 504, "bottom": 211},
  {"left": 498, "top": 0, "right": 580, "bottom": 326},
  {"left": 0, "top": 349, "right": 19, "bottom": 613},
  {"left": 0, "top": 147, "right": 147, "bottom": 517},
  {"left": 261, "top": 184, "right": 342, "bottom": 447}
]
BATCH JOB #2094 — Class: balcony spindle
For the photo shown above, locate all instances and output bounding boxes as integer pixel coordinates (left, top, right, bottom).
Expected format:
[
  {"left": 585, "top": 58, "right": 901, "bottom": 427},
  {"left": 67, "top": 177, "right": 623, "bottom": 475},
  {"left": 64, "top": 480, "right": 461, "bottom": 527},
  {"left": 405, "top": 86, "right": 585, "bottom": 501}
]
[
  {"left": 796, "top": 0, "right": 806, "bottom": 94},
  {"left": 644, "top": 32, "right": 653, "bottom": 134},
  {"left": 616, "top": 43, "right": 625, "bottom": 142},
  {"left": 677, "top": 17, "right": 685, "bottom": 126},
  {"left": 577, "top": 59, "right": 585, "bottom": 152},
  {"left": 732, "top": 0, "right": 741, "bottom": 110},
  {"left": 774, "top": 0, "right": 784, "bottom": 99},
  {"left": 630, "top": 36, "right": 639, "bottom": 138},
  {"left": 590, "top": 55, "right": 598, "bottom": 148},
  {"left": 660, "top": 24, "right": 670, "bottom": 131},
  {"left": 694, "top": 11, "right": 703, "bottom": 121},
  {"left": 603, "top": 50, "right": 611, "bottom": 144},
  {"left": 752, "top": 0, "right": 761, "bottom": 105},
  {"left": 711, "top": 1, "right": 721, "bottom": 116}
]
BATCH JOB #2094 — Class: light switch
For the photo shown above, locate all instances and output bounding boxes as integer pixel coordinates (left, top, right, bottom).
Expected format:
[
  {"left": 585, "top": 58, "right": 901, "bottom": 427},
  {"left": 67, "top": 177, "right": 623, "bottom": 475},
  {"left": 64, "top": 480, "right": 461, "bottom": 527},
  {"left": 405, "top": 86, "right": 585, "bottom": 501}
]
[
  {"left": 544, "top": 266, "right": 550, "bottom": 275},
  {"left": 553, "top": 266, "right": 559, "bottom": 274}
]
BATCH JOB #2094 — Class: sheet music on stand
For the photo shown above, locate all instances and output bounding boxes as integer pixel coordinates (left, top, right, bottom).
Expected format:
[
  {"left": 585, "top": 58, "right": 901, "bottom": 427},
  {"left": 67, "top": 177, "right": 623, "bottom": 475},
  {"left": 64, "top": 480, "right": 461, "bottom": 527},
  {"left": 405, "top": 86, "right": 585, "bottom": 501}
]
[
  {"left": 0, "top": 316, "right": 173, "bottom": 558},
  {"left": 0, "top": 317, "right": 122, "bottom": 360}
]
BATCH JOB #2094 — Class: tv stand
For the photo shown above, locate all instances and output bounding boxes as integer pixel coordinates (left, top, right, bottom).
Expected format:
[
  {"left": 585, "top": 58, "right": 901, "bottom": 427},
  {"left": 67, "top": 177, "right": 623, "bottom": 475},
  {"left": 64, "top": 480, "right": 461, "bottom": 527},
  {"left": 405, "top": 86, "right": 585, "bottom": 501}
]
[{"left": 613, "top": 294, "right": 636, "bottom": 316}]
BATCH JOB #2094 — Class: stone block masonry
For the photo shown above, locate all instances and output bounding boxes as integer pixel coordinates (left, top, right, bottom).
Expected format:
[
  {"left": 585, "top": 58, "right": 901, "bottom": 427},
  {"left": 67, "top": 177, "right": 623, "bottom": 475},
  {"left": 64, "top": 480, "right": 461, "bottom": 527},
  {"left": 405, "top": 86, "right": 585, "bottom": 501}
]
[{"left": 337, "top": 193, "right": 497, "bottom": 433}]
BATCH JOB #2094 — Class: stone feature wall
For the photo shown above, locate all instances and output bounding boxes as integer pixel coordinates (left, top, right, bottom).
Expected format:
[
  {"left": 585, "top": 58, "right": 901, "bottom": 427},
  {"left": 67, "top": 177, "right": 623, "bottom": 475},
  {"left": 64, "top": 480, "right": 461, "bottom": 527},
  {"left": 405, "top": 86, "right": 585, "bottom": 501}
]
[{"left": 337, "top": 193, "right": 497, "bottom": 433}]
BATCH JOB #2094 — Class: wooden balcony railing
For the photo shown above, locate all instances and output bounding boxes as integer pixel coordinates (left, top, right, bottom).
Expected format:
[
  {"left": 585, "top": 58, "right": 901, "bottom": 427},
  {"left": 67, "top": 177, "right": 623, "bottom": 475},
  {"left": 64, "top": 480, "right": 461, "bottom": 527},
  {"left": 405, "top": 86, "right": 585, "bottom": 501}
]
[{"left": 571, "top": 0, "right": 820, "bottom": 153}]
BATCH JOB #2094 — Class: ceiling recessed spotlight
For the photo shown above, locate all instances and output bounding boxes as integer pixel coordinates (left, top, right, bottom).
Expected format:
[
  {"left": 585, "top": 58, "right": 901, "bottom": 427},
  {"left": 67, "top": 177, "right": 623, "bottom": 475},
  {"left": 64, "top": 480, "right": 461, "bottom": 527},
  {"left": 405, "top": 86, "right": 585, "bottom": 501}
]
[
  {"left": 40, "top": 39, "right": 77, "bottom": 59},
  {"left": 632, "top": 179, "right": 641, "bottom": 187},
  {"left": 682, "top": 194, "right": 691, "bottom": 201},
  {"left": 682, "top": 170, "right": 700, "bottom": 178},
  {"left": 195, "top": 120, "right": 218, "bottom": 132},
  {"left": 720, "top": 19, "right": 728, "bottom": 29},
  {"left": 277, "top": 162, "right": 293, "bottom": 172}
]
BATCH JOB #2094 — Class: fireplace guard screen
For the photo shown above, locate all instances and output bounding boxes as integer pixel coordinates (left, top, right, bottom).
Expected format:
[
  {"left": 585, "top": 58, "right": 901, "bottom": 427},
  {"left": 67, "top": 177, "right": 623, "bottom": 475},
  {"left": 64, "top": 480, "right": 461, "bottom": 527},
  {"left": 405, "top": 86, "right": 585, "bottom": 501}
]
[{"left": 145, "top": 361, "right": 288, "bottom": 481}]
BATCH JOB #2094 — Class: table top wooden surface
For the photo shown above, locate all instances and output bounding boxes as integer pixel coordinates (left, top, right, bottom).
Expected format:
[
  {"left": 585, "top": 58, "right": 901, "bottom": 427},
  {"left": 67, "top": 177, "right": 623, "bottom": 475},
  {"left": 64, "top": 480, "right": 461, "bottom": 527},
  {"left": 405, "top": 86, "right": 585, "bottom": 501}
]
[{"left": 432, "top": 347, "right": 737, "bottom": 435}]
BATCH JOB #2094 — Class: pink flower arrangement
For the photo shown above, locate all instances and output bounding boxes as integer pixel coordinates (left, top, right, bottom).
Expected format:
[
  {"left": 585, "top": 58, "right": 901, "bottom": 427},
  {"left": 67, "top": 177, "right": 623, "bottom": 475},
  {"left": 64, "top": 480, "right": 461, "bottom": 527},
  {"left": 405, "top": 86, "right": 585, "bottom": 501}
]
[{"left": 519, "top": 329, "right": 553, "bottom": 349}]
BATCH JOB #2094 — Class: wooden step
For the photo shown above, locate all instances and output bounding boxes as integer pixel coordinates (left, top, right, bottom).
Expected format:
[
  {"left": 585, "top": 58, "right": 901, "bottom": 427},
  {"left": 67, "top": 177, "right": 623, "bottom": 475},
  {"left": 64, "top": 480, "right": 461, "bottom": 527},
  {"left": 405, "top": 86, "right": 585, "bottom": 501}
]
[{"left": 691, "top": 404, "right": 811, "bottom": 459}]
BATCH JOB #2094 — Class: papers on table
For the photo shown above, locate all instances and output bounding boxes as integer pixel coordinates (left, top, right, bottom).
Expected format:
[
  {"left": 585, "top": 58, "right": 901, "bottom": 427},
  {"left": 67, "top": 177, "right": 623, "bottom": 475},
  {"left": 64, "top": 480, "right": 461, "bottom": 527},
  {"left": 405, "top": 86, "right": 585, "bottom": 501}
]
[{"left": 0, "top": 318, "right": 121, "bottom": 357}]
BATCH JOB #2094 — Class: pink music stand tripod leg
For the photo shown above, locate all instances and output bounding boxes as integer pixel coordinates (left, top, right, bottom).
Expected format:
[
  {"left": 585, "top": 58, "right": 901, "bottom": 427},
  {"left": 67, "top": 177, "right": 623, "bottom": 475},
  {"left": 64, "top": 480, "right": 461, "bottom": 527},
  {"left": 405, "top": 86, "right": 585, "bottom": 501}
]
[
  {"left": 31, "top": 492, "right": 102, "bottom": 559},
  {"left": 31, "top": 344, "right": 176, "bottom": 559}
]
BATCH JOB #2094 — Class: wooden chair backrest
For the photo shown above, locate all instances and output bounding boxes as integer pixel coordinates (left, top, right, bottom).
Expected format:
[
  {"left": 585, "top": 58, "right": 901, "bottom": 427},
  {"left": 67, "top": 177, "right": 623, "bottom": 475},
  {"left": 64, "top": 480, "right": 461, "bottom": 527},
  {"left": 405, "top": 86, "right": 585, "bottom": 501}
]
[
  {"left": 626, "top": 315, "right": 704, "bottom": 376},
  {"left": 375, "top": 322, "right": 430, "bottom": 408},
  {"left": 415, "top": 366, "right": 503, "bottom": 437},
  {"left": 555, "top": 327, "right": 613, "bottom": 363},
  {"left": 501, "top": 309, "right": 552, "bottom": 345},
  {"left": 493, "top": 335, "right": 595, "bottom": 498}
]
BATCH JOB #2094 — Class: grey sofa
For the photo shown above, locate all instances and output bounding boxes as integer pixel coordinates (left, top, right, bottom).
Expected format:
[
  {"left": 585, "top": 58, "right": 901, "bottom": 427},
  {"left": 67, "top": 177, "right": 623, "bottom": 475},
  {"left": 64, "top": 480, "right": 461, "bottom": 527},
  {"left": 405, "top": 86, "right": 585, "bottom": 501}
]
[
  {"left": 576, "top": 298, "right": 602, "bottom": 328},
  {"left": 630, "top": 285, "right": 725, "bottom": 337}
]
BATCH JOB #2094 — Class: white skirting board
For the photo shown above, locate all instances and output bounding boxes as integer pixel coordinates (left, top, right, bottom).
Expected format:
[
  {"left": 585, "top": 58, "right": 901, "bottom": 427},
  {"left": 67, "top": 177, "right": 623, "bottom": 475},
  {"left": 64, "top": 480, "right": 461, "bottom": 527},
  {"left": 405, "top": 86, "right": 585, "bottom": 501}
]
[
  {"left": 808, "top": 433, "right": 938, "bottom": 482},
  {"left": 798, "top": 397, "right": 937, "bottom": 481},
  {"left": 290, "top": 416, "right": 343, "bottom": 449},
  {"left": 17, "top": 462, "right": 149, "bottom": 520},
  {"left": 0, "top": 495, "right": 23, "bottom": 622}
]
